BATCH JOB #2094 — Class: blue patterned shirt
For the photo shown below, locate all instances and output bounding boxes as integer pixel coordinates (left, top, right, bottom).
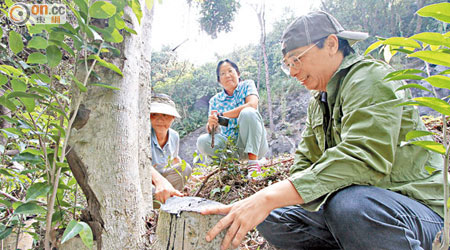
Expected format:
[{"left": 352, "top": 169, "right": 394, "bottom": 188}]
[{"left": 209, "top": 80, "right": 259, "bottom": 138}]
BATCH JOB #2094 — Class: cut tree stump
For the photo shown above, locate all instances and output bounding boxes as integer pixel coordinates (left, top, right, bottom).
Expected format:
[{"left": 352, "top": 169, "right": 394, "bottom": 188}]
[{"left": 154, "top": 196, "right": 236, "bottom": 250}]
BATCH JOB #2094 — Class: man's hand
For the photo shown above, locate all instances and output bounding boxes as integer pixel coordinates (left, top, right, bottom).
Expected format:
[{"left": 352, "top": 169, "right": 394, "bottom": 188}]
[
  {"left": 202, "top": 194, "right": 272, "bottom": 250},
  {"left": 154, "top": 177, "right": 183, "bottom": 204},
  {"left": 201, "top": 180, "right": 304, "bottom": 250}
]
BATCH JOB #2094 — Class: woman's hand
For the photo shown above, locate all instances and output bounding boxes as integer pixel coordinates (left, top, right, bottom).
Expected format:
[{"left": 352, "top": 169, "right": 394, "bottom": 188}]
[
  {"left": 202, "top": 193, "right": 272, "bottom": 250},
  {"left": 154, "top": 177, "right": 183, "bottom": 204},
  {"left": 207, "top": 110, "right": 219, "bottom": 133}
]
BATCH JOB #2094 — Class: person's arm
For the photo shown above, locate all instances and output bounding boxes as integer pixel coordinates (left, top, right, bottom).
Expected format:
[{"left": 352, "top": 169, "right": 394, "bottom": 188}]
[
  {"left": 202, "top": 180, "right": 303, "bottom": 250},
  {"left": 221, "top": 94, "right": 258, "bottom": 118},
  {"left": 151, "top": 167, "right": 183, "bottom": 203}
]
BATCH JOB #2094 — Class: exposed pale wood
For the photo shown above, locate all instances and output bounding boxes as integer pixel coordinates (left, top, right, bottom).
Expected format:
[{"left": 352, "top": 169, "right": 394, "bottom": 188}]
[{"left": 155, "top": 197, "right": 236, "bottom": 250}]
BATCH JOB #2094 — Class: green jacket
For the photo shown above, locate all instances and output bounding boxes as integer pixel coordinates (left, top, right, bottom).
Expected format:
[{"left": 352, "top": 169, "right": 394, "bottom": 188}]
[{"left": 289, "top": 53, "right": 445, "bottom": 217}]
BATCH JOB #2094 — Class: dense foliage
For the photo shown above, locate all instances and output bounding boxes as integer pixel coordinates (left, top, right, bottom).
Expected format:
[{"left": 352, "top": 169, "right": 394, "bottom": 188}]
[{"left": 0, "top": 0, "right": 143, "bottom": 248}]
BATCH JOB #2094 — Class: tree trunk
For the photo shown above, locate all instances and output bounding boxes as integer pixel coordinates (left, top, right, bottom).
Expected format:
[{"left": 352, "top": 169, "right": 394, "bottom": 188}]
[
  {"left": 154, "top": 197, "right": 236, "bottom": 250},
  {"left": 257, "top": 2, "right": 274, "bottom": 134},
  {"left": 66, "top": 1, "right": 153, "bottom": 249},
  {"left": 414, "top": 0, "right": 426, "bottom": 34}
]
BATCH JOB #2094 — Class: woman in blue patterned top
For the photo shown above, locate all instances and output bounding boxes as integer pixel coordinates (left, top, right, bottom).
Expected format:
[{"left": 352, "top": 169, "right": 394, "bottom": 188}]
[{"left": 196, "top": 59, "right": 269, "bottom": 179}]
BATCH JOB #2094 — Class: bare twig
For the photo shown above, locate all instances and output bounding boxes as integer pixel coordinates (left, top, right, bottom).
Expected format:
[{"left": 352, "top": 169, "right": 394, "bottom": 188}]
[
  {"left": 193, "top": 168, "right": 221, "bottom": 197},
  {"left": 0, "top": 190, "right": 20, "bottom": 202}
]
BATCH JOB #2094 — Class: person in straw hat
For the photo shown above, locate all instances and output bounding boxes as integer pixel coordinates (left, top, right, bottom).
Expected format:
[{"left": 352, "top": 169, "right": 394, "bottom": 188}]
[
  {"left": 202, "top": 11, "right": 445, "bottom": 250},
  {"left": 150, "top": 93, "right": 192, "bottom": 204}
]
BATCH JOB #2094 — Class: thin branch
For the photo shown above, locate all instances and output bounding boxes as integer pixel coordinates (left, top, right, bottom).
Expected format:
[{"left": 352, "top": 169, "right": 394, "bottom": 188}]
[
  {"left": 193, "top": 168, "right": 221, "bottom": 197},
  {"left": 0, "top": 190, "right": 20, "bottom": 202}
]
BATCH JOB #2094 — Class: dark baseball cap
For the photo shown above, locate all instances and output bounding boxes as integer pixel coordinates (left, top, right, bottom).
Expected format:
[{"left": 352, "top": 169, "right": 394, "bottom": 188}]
[{"left": 281, "top": 11, "right": 369, "bottom": 56}]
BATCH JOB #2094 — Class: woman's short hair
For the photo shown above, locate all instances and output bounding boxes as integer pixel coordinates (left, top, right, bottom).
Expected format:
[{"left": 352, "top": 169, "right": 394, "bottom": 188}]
[{"left": 216, "top": 59, "right": 241, "bottom": 82}]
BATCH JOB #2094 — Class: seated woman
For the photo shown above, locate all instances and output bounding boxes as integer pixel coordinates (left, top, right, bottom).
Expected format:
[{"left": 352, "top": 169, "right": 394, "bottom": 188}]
[
  {"left": 151, "top": 94, "right": 192, "bottom": 204},
  {"left": 196, "top": 59, "right": 269, "bottom": 179}
]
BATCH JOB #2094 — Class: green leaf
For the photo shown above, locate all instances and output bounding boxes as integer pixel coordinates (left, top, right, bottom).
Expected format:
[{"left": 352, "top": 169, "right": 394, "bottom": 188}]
[
  {"left": 385, "top": 69, "right": 425, "bottom": 79},
  {"left": 26, "top": 182, "right": 51, "bottom": 201},
  {"left": 91, "top": 83, "right": 120, "bottom": 90},
  {"left": 14, "top": 202, "right": 46, "bottom": 215},
  {"left": 0, "top": 74, "right": 7, "bottom": 86},
  {"left": 0, "top": 27, "right": 3, "bottom": 38},
  {"left": 28, "top": 36, "right": 48, "bottom": 49},
  {"left": 61, "top": 220, "right": 84, "bottom": 244},
  {"left": 31, "top": 73, "right": 51, "bottom": 84},
  {"left": 417, "top": 2, "right": 450, "bottom": 23},
  {"left": 396, "top": 84, "right": 432, "bottom": 94},
  {"left": 22, "top": 148, "right": 42, "bottom": 155},
  {"left": 0, "top": 168, "right": 14, "bottom": 177},
  {"left": 392, "top": 48, "right": 415, "bottom": 54},
  {"left": 8, "top": 92, "right": 44, "bottom": 100},
  {"left": 123, "top": 25, "right": 137, "bottom": 35},
  {"left": 366, "top": 40, "right": 383, "bottom": 55},
  {"left": 46, "top": 45, "right": 62, "bottom": 68},
  {"left": 0, "top": 65, "right": 23, "bottom": 77},
  {"left": 0, "top": 228, "right": 13, "bottom": 240},
  {"left": 79, "top": 222, "right": 93, "bottom": 249},
  {"left": 89, "top": 1, "right": 117, "bottom": 19},
  {"left": 27, "top": 52, "right": 47, "bottom": 64},
  {"left": 382, "top": 37, "right": 421, "bottom": 49},
  {"left": 11, "top": 79, "right": 26, "bottom": 92},
  {"left": 410, "top": 141, "right": 446, "bottom": 155},
  {"left": 131, "top": 0, "right": 143, "bottom": 24},
  {"left": 111, "top": 0, "right": 126, "bottom": 11},
  {"left": 103, "top": 28, "right": 123, "bottom": 43},
  {"left": 424, "top": 75, "right": 450, "bottom": 90},
  {"left": 405, "top": 130, "right": 435, "bottom": 141},
  {"left": 386, "top": 74, "right": 425, "bottom": 81},
  {"left": 110, "top": 14, "right": 125, "bottom": 29},
  {"left": 27, "top": 24, "right": 46, "bottom": 34},
  {"left": 9, "top": 30, "right": 24, "bottom": 54},
  {"left": 12, "top": 152, "right": 41, "bottom": 164},
  {"left": 410, "top": 32, "right": 450, "bottom": 47},
  {"left": 413, "top": 97, "right": 450, "bottom": 116},
  {"left": 21, "top": 97, "right": 36, "bottom": 112},
  {"left": 48, "top": 40, "right": 75, "bottom": 57},
  {"left": 87, "top": 26, "right": 103, "bottom": 41},
  {"left": 88, "top": 55, "right": 123, "bottom": 76},
  {"left": 447, "top": 197, "right": 450, "bottom": 209},
  {"left": 73, "top": 76, "right": 87, "bottom": 92},
  {"left": 74, "top": 0, "right": 88, "bottom": 15},
  {"left": 439, "top": 69, "right": 450, "bottom": 75},
  {"left": 425, "top": 165, "right": 437, "bottom": 175},
  {"left": 0, "top": 95, "right": 16, "bottom": 111},
  {"left": 0, "top": 199, "right": 11, "bottom": 208},
  {"left": 409, "top": 51, "right": 450, "bottom": 67}
]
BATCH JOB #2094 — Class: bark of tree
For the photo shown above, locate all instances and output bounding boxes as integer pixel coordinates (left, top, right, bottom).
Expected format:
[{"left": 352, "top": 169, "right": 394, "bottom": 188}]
[
  {"left": 414, "top": 0, "right": 426, "bottom": 34},
  {"left": 65, "top": 1, "right": 153, "bottom": 249}
]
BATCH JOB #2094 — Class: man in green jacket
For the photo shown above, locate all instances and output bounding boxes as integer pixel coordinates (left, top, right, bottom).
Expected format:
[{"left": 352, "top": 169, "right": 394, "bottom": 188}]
[{"left": 203, "top": 11, "right": 445, "bottom": 250}]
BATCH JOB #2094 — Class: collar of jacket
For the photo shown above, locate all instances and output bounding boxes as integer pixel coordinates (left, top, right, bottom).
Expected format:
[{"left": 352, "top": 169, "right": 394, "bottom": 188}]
[{"left": 321, "top": 53, "right": 365, "bottom": 106}]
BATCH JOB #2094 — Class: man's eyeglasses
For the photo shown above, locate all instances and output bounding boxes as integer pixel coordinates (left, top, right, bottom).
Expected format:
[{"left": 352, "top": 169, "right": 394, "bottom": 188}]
[{"left": 281, "top": 41, "right": 319, "bottom": 76}]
